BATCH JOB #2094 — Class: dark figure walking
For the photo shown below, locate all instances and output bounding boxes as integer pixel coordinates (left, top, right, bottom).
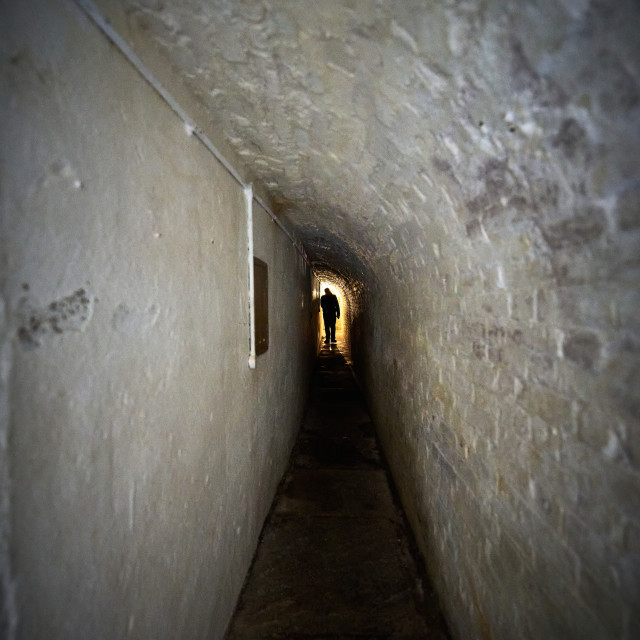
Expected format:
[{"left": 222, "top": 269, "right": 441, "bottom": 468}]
[{"left": 320, "top": 288, "right": 340, "bottom": 344}]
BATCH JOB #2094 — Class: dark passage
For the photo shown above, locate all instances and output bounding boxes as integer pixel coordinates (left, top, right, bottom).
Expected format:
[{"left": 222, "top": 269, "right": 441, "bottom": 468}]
[{"left": 225, "top": 344, "right": 450, "bottom": 639}]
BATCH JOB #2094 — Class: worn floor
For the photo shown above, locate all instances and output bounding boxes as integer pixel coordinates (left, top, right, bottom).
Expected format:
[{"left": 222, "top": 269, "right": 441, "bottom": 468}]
[{"left": 225, "top": 343, "right": 451, "bottom": 640}]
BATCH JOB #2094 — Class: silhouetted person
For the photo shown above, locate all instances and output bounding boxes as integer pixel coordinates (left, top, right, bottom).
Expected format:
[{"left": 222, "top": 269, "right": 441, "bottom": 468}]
[{"left": 320, "top": 287, "right": 340, "bottom": 344}]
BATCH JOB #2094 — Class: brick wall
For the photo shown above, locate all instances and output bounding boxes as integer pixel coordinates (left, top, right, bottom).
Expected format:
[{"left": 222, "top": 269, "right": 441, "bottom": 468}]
[
  {"left": 347, "top": 4, "right": 640, "bottom": 637},
  {"left": 353, "top": 35, "right": 640, "bottom": 640}
]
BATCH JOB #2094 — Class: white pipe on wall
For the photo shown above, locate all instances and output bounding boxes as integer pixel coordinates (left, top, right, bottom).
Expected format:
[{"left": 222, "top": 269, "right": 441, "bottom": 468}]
[
  {"left": 245, "top": 184, "right": 256, "bottom": 370},
  {"left": 72, "top": 0, "right": 309, "bottom": 266}
]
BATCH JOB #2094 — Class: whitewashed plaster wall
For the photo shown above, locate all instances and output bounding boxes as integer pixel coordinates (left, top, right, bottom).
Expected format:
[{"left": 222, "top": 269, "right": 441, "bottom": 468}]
[{"left": 0, "top": 1, "right": 315, "bottom": 638}]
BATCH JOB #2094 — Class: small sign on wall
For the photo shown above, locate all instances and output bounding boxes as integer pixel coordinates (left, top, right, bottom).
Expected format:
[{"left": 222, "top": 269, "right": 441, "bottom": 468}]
[{"left": 253, "top": 257, "right": 269, "bottom": 356}]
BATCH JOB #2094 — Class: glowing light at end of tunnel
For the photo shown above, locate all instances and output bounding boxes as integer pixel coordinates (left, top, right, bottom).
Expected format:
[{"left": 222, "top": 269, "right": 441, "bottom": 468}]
[{"left": 319, "top": 279, "right": 346, "bottom": 309}]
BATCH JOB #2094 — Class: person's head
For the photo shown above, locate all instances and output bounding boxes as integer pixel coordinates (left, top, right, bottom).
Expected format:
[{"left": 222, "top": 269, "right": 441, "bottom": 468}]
[{"left": 324, "top": 288, "right": 331, "bottom": 294}]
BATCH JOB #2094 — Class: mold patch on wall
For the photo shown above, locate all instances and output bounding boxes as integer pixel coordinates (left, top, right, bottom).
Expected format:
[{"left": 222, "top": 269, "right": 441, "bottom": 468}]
[{"left": 17, "top": 288, "right": 94, "bottom": 349}]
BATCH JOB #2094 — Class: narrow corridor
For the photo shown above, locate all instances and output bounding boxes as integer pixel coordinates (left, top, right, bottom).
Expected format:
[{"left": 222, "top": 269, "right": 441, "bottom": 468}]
[
  {"left": 3, "top": 2, "right": 639, "bottom": 639},
  {"left": 225, "top": 344, "right": 450, "bottom": 639}
]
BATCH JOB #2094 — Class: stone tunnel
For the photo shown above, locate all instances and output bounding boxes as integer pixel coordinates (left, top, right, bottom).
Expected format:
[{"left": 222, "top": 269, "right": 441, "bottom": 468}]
[{"left": 1, "top": 0, "right": 639, "bottom": 638}]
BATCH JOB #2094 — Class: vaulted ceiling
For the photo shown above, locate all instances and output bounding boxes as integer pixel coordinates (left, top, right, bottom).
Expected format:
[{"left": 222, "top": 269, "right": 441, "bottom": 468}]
[{"left": 94, "top": 0, "right": 639, "bottom": 285}]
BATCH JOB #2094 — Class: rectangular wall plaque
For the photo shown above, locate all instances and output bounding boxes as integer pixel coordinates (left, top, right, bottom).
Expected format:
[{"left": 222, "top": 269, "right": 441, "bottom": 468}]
[{"left": 253, "top": 257, "right": 269, "bottom": 356}]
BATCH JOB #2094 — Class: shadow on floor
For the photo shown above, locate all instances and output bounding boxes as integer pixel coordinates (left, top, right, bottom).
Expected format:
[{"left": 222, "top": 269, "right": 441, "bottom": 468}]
[{"left": 225, "top": 343, "right": 451, "bottom": 640}]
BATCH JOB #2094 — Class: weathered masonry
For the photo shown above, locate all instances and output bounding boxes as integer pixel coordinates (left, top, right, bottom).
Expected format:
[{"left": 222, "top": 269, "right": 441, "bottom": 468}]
[{"left": 1, "top": 0, "right": 639, "bottom": 639}]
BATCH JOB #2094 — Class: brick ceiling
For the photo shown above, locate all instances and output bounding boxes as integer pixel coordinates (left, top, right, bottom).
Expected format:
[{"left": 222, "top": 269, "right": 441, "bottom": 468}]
[{"left": 96, "top": 0, "right": 638, "bottom": 286}]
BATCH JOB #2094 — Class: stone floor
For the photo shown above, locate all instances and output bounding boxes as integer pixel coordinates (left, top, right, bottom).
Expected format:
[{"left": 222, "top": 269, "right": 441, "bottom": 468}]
[{"left": 225, "top": 343, "right": 451, "bottom": 640}]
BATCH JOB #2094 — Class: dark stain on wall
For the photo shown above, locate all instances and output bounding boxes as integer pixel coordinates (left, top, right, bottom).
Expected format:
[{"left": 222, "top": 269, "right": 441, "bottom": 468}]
[
  {"left": 542, "top": 206, "right": 606, "bottom": 250},
  {"left": 466, "top": 218, "right": 482, "bottom": 239},
  {"left": 596, "top": 51, "right": 640, "bottom": 114},
  {"left": 17, "top": 288, "right": 94, "bottom": 349},
  {"left": 563, "top": 330, "right": 601, "bottom": 371},
  {"left": 551, "top": 118, "right": 588, "bottom": 160},
  {"left": 432, "top": 156, "right": 452, "bottom": 173},
  {"left": 616, "top": 184, "right": 640, "bottom": 231}
]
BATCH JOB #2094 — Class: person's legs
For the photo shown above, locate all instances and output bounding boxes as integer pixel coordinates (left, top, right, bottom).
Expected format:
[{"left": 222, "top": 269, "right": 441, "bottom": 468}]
[
  {"left": 329, "top": 321, "right": 336, "bottom": 342},
  {"left": 323, "top": 314, "right": 331, "bottom": 343}
]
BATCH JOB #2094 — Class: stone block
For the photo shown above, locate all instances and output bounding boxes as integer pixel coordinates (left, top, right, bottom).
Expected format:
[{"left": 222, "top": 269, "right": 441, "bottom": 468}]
[{"left": 517, "top": 385, "right": 573, "bottom": 428}]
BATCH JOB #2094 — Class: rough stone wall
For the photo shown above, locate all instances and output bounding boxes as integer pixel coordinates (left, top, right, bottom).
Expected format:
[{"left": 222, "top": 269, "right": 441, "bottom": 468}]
[
  {"left": 0, "top": 1, "right": 314, "bottom": 638},
  {"left": 353, "top": 39, "right": 640, "bottom": 640},
  {"left": 358, "top": 217, "right": 639, "bottom": 639}
]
